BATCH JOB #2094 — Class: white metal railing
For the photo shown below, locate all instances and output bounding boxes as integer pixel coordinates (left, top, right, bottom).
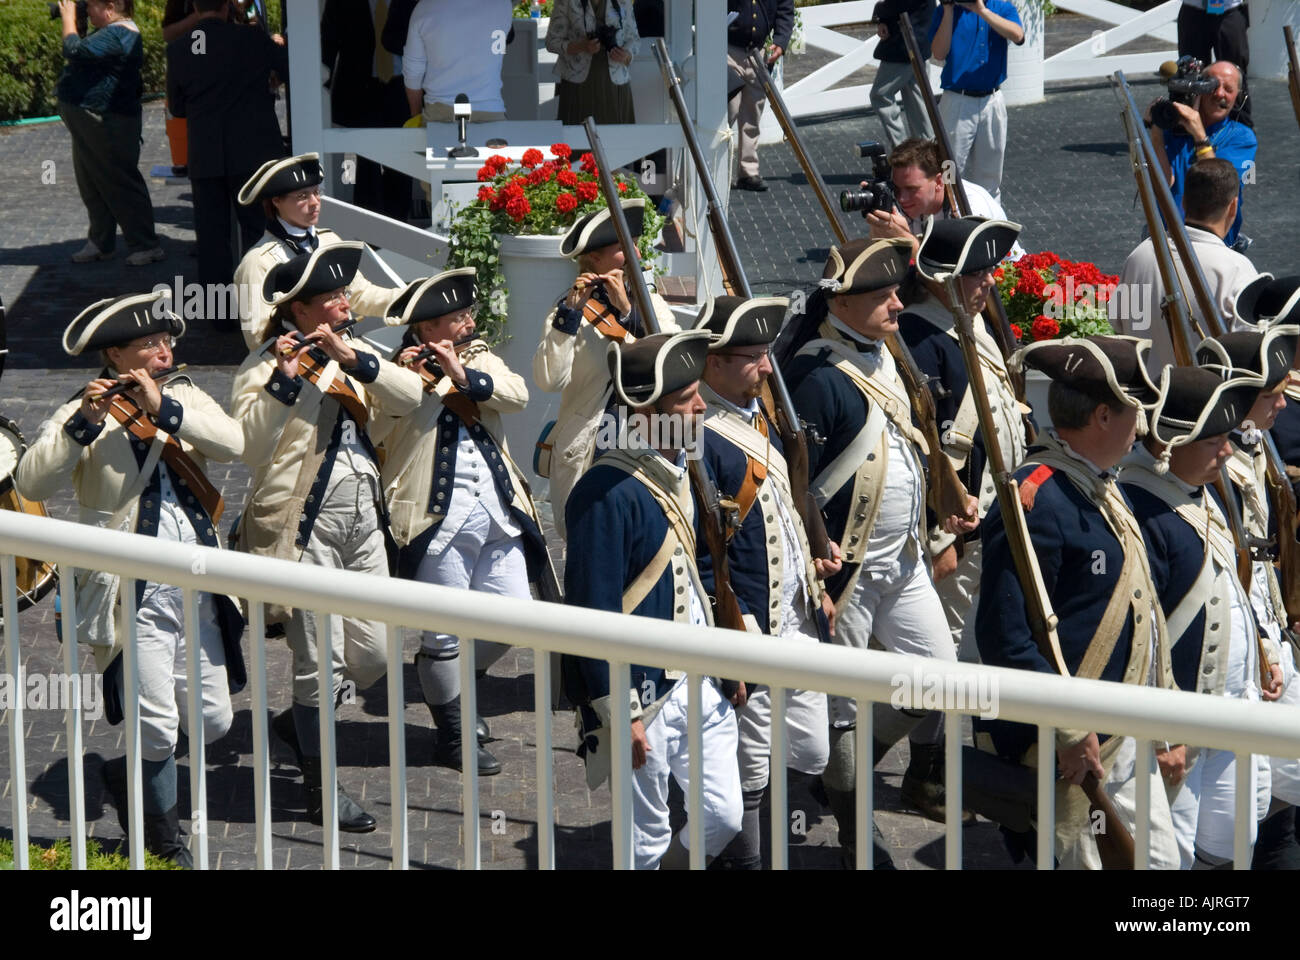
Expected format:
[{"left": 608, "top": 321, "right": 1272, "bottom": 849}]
[
  {"left": 4, "top": 508, "right": 1300, "bottom": 870},
  {"left": 1046, "top": 0, "right": 1178, "bottom": 83}
]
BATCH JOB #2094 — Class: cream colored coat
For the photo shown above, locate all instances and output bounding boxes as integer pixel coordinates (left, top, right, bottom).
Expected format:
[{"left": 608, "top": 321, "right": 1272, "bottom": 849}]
[{"left": 532, "top": 289, "right": 677, "bottom": 536}]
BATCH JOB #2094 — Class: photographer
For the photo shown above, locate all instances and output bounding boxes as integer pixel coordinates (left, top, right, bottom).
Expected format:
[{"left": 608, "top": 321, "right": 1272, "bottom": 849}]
[
  {"left": 862, "top": 137, "right": 1024, "bottom": 260},
  {"left": 1145, "top": 59, "right": 1255, "bottom": 250},
  {"left": 727, "top": 0, "right": 795, "bottom": 191},
  {"left": 868, "top": 0, "right": 937, "bottom": 151},
  {"left": 547, "top": 0, "right": 641, "bottom": 126},
  {"left": 56, "top": 0, "right": 165, "bottom": 267},
  {"left": 927, "top": 0, "right": 1024, "bottom": 204}
]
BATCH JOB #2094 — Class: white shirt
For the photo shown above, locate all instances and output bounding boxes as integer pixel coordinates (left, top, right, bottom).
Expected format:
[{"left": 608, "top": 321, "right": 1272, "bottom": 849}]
[
  {"left": 276, "top": 217, "right": 316, "bottom": 245},
  {"left": 1117, "top": 225, "right": 1259, "bottom": 370},
  {"left": 907, "top": 178, "right": 1027, "bottom": 261},
  {"left": 428, "top": 421, "right": 520, "bottom": 555},
  {"left": 402, "top": 0, "right": 513, "bottom": 112},
  {"left": 644, "top": 444, "right": 709, "bottom": 627}
]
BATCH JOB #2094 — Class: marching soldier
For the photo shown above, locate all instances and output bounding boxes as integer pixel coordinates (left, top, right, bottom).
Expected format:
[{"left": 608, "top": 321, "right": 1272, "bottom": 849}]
[
  {"left": 562, "top": 330, "right": 743, "bottom": 870},
  {"left": 901, "top": 215, "right": 1029, "bottom": 661},
  {"left": 694, "top": 294, "right": 836, "bottom": 870},
  {"left": 1119, "top": 365, "right": 1283, "bottom": 868},
  {"left": 230, "top": 242, "right": 422, "bottom": 832},
  {"left": 532, "top": 198, "right": 678, "bottom": 541},
  {"left": 17, "top": 293, "right": 247, "bottom": 866},
  {"left": 234, "top": 153, "right": 396, "bottom": 351},
  {"left": 779, "top": 237, "right": 976, "bottom": 862},
  {"left": 1233, "top": 275, "right": 1300, "bottom": 488},
  {"left": 976, "top": 335, "right": 1180, "bottom": 869},
  {"left": 371, "top": 268, "right": 559, "bottom": 776}
]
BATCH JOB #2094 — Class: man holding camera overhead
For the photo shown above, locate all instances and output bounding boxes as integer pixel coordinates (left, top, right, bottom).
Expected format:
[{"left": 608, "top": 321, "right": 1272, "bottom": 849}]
[{"left": 1145, "top": 59, "right": 1255, "bottom": 251}]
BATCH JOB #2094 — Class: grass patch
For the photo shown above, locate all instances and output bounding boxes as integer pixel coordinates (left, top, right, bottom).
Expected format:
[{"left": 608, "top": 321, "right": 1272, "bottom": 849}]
[{"left": 0, "top": 835, "right": 182, "bottom": 870}]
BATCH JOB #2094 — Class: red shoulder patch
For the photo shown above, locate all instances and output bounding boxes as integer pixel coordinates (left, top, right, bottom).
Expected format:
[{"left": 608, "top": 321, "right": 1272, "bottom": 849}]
[{"left": 1019, "top": 465, "right": 1055, "bottom": 511}]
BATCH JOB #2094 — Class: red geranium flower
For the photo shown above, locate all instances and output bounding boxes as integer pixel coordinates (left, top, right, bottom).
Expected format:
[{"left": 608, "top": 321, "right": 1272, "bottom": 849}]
[
  {"left": 509, "top": 175, "right": 528, "bottom": 191},
  {"left": 486, "top": 154, "right": 509, "bottom": 173},
  {"left": 1009, "top": 323, "right": 1024, "bottom": 341},
  {"left": 476, "top": 165, "right": 494, "bottom": 182},
  {"left": 521, "top": 148, "right": 544, "bottom": 168},
  {"left": 579, "top": 152, "right": 597, "bottom": 173},
  {"left": 477, "top": 186, "right": 497, "bottom": 204},
  {"left": 1031, "top": 315, "right": 1060, "bottom": 341},
  {"left": 505, "top": 195, "right": 530, "bottom": 222},
  {"left": 557, "top": 168, "right": 579, "bottom": 188},
  {"left": 617, "top": 181, "right": 629, "bottom": 194},
  {"left": 576, "top": 180, "right": 599, "bottom": 202},
  {"left": 555, "top": 192, "right": 578, "bottom": 214},
  {"left": 527, "top": 166, "right": 552, "bottom": 186},
  {"left": 551, "top": 143, "right": 572, "bottom": 160}
]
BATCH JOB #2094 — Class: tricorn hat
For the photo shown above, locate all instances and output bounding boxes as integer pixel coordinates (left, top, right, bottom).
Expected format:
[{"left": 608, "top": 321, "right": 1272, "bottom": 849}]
[
  {"left": 608, "top": 330, "right": 712, "bottom": 407},
  {"left": 1148, "top": 365, "right": 1263, "bottom": 473},
  {"left": 696, "top": 295, "right": 787, "bottom": 350},
  {"left": 818, "top": 237, "right": 911, "bottom": 296},
  {"left": 1014, "top": 335, "right": 1162, "bottom": 410},
  {"left": 560, "top": 198, "right": 645, "bottom": 260},
  {"left": 63, "top": 292, "right": 185, "bottom": 357},
  {"left": 1232, "top": 274, "right": 1300, "bottom": 328},
  {"left": 1195, "top": 324, "right": 1299, "bottom": 392},
  {"left": 238, "top": 153, "right": 324, "bottom": 206},
  {"left": 263, "top": 242, "right": 364, "bottom": 307},
  {"left": 915, "top": 215, "right": 1022, "bottom": 281},
  {"left": 385, "top": 268, "right": 478, "bottom": 326}
]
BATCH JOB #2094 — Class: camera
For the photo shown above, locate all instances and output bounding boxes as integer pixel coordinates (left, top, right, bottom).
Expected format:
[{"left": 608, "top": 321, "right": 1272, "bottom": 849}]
[
  {"left": 589, "top": 24, "right": 620, "bottom": 51},
  {"left": 49, "top": 0, "right": 89, "bottom": 34},
  {"left": 1149, "top": 56, "right": 1221, "bottom": 132},
  {"left": 839, "top": 141, "right": 896, "bottom": 216}
]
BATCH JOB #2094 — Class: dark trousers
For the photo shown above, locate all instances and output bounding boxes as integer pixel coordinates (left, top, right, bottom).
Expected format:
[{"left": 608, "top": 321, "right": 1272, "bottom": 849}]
[
  {"left": 1252, "top": 804, "right": 1300, "bottom": 870},
  {"left": 1177, "top": 4, "right": 1252, "bottom": 128},
  {"left": 59, "top": 101, "right": 160, "bottom": 253},
  {"left": 191, "top": 173, "right": 265, "bottom": 293}
]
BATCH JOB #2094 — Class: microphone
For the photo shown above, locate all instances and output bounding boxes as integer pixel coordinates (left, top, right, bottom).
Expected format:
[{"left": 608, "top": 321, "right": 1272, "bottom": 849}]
[
  {"left": 1157, "top": 60, "right": 1179, "bottom": 80},
  {"left": 449, "top": 93, "right": 479, "bottom": 158}
]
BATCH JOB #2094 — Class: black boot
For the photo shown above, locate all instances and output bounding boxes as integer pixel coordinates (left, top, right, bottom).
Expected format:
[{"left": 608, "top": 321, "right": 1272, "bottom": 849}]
[
  {"left": 901, "top": 741, "right": 971, "bottom": 825},
  {"left": 822, "top": 782, "right": 896, "bottom": 870},
  {"left": 477, "top": 715, "right": 491, "bottom": 746},
  {"left": 271, "top": 708, "right": 305, "bottom": 771},
  {"left": 143, "top": 806, "right": 193, "bottom": 869},
  {"left": 300, "top": 757, "right": 377, "bottom": 833},
  {"left": 431, "top": 698, "right": 501, "bottom": 776}
]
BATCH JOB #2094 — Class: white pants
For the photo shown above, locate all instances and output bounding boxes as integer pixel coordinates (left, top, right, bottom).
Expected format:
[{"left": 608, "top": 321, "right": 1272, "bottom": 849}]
[
  {"left": 1269, "top": 648, "right": 1300, "bottom": 805},
  {"left": 727, "top": 45, "right": 765, "bottom": 179},
  {"left": 287, "top": 472, "right": 389, "bottom": 706},
  {"left": 831, "top": 555, "right": 955, "bottom": 728},
  {"left": 934, "top": 539, "right": 982, "bottom": 663},
  {"left": 633, "top": 677, "right": 743, "bottom": 870},
  {"left": 937, "top": 89, "right": 1008, "bottom": 204},
  {"left": 869, "top": 59, "right": 933, "bottom": 151},
  {"left": 415, "top": 501, "right": 527, "bottom": 664},
  {"left": 137, "top": 581, "right": 232, "bottom": 762},
  {"left": 1168, "top": 747, "right": 1270, "bottom": 867}
]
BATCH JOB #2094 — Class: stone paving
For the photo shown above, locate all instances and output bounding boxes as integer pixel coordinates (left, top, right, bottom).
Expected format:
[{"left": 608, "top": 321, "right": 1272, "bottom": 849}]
[{"left": 2, "top": 12, "right": 1297, "bottom": 870}]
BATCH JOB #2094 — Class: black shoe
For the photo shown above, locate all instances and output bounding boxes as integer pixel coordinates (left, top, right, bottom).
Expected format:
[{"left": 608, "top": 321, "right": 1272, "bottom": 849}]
[
  {"left": 735, "top": 175, "right": 768, "bottom": 192},
  {"left": 143, "top": 807, "right": 193, "bottom": 868},
  {"left": 477, "top": 715, "right": 490, "bottom": 746},
  {"left": 431, "top": 698, "right": 501, "bottom": 776},
  {"left": 901, "top": 742, "right": 974, "bottom": 824},
  {"left": 301, "top": 757, "right": 377, "bottom": 833},
  {"left": 271, "top": 708, "right": 305, "bottom": 771}
]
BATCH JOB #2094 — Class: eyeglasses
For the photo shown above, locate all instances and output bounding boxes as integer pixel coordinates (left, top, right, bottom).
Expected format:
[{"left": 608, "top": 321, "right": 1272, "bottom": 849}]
[
  {"left": 290, "top": 188, "right": 322, "bottom": 204},
  {"left": 133, "top": 334, "right": 173, "bottom": 354},
  {"left": 718, "top": 347, "right": 770, "bottom": 364},
  {"left": 320, "top": 288, "right": 353, "bottom": 308}
]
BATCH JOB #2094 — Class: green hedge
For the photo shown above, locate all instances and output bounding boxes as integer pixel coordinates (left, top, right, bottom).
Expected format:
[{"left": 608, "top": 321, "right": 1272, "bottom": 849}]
[{"left": 0, "top": 0, "right": 283, "bottom": 123}]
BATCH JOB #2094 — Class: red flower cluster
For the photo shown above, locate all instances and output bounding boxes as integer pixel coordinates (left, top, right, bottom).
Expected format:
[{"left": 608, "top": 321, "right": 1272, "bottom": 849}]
[
  {"left": 617, "top": 181, "right": 629, "bottom": 194},
  {"left": 1014, "top": 268, "right": 1046, "bottom": 299},
  {"left": 579, "top": 152, "right": 597, "bottom": 174},
  {"left": 551, "top": 143, "right": 572, "bottom": 160},
  {"left": 555, "top": 192, "right": 578, "bottom": 214},
  {"left": 521, "top": 148, "right": 545, "bottom": 168},
  {"left": 527, "top": 164, "right": 553, "bottom": 186},
  {"left": 576, "top": 180, "right": 599, "bottom": 202},
  {"left": 477, "top": 185, "right": 496, "bottom": 204},
  {"left": 505, "top": 195, "right": 530, "bottom": 222},
  {"left": 557, "top": 168, "right": 579, "bottom": 188},
  {"left": 1031, "top": 315, "right": 1060, "bottom": 341},
  {"left": 1009, "top": 323, "right": 1024, "bottom": 340}
]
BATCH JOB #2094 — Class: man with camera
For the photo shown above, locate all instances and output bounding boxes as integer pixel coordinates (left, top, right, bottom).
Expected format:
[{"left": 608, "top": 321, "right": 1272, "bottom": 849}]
[
  {"left": 1146, "top": 59, "right": 1255, "bottom": 251},
  {"left": 859, "top": 137, "right": 1024, "bottom": 261},
  {"left": 868, "top": 0, "right": 937, "bottom": 151},
  {"left": 727, "top": 0, "right": 795, "bottom": 192},
  {"left": 927, "top": 0, "right": 1024, "bottom": 204}
]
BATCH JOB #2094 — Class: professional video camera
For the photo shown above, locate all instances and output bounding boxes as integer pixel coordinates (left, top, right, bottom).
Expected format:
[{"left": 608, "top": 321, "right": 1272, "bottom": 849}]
[
  {"left": 839, "top": 141, "right": 896, "bottom": 217},
  {"left": 1149, "top": 56, "right": 1221, "bottom": 132},
  {"left": 48, "top": 0, "right": 89, "bottom": 35},
  {"left": 589, "top": 23, "right": 620, "bottom": 51}
]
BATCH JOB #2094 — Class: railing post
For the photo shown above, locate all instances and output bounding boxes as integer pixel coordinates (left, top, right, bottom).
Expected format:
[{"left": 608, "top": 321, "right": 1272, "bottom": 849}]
[
  {"left": 534, "top": 649, "right": 555, "bottom": 870},
  {"left": 459, "top": 639, "right": 480, "bottom": 869},
  {"left": 60, "top": 567, "right": 87, "bottom": 870},
  {"left": 854, "top": 701, "right": 872, "bottom": 870},
  {"left": 945, "top": 713, "right": 962, "bottom": 870},
  {"left": 769, "top": 685, "right": 788, "bottom": 871},
  {"left": 121, "top": 579, "right": 144, "bottom": 869},
  {"left": 1233, "top": 749, "right": 1251, "bottom": 870},
  {"left": 609, "top": 661, "right": 633, "bottom": 869},
  {"left": 1135, "top": 736, "right": 1151, "bottom": 869},
  {"left": 316, "top": 612, "right": 339, "bottom": 869},
  {"left": 687, "top": 673, "right": 704, "bottom": 870},
  {"left": 1037, "top": 724, "right": 1055, "bottom": 870},
  {"left": 184, "top": 589, "right": 207, "bottom": 869},
  {"left": 386, "top": 624, "right": 408, "bottom": 870},
  {"left": 2, "top": 555, "right": 28, "bottom": 870},
  {"left": 249, "top": 602, "right": 272, "bottom": 869}
]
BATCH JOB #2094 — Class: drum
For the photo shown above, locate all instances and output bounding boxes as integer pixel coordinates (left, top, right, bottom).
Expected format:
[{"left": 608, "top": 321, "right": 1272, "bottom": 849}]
[{"left": 0, "top": 416, "right": 58, "bottom": 616}]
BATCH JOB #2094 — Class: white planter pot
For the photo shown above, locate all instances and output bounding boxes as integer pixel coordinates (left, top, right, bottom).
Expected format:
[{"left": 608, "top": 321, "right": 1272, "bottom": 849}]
[
  {"left": 1004, "top": 1, "right": 1045, "bottom": 107},
  {"left": 1024, "top": 369, "right": 1052, "bottom": 432},
  {"left": 496, "top": 232, "right": 574, "bottom": 493}
]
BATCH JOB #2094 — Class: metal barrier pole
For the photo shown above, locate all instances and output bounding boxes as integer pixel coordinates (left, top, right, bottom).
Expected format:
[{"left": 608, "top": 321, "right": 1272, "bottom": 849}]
[
  {"left": 460, "top": 639, "right": 480, "bottom": 869},
  {"left": 386, "top": 624, "right": 408, "bottom": 870},
  {"left": 122, "top": 579, "right": 144, "bottom": 869},
  {"left": 610, "top": 661, "right": 633, "bottom": 869},
  {"left": 60, "top": 567, "right": 86, "bottom": 870},
  {"left": 854, "top": 702, "right": 872, "bottom": 870},
  {"left": 184, "top": 589, "right": 207, "bottom": 869},
  {"left": 2, "top": 555, "right": 28, "bottom": 869},
  {"left": 316, "top": 612, "right": 339, "bottom": 869},
  {"left": 945, "top": 713, "right": 962, "bottom": 870},
  {"left": 249, "top": 603, "right": 271, "bottom": 869},
  {"left": 769, "top": 685, "right": 788, "bottom": 871},
  {"left": 1135, "top": 736, "right": 1152, "bottom": 869},
  {"left": 1037, "top": 724, "right": 1055, "bottom": 870},
  {"left": 1233, "top": 749, "right": 1251, "bottom": 869},
  {"left": 687, "top": 673, "right": 704, "bottom": 869},
  {"left": 534, "top": 650, "right": 555, "bottom": 870}
]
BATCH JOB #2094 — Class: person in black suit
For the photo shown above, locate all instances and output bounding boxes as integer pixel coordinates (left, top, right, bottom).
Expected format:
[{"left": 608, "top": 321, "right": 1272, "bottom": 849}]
[{"left": 167, "top": 0, "right": 288, "bottom": 306}]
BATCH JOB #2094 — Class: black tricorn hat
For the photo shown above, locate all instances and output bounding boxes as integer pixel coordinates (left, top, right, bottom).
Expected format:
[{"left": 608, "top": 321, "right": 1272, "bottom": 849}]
[
  {"left": 916, "top": 215, "right": 1022, "bottom": 281},
  {"left": 1233, "top": 274, "right": 1300, "bottom": 328},
  {"left": 1014, "top": 335, "right": 1162, "bottom": 409},
  {"left": 560, "top": 198, "right": 645, "bottom": 260},
  {"left": 1196, "top": 324, "right": 1299, "bottom": 391},
  {"left": 608, "top": 330, "right": 712, "bottom": 407},
  {"left": 1149, "top": 366, "right": 1263, "bottom": 465},
  {"left": 819, "top": 237, "right": 911, "bottom": 296},
  {"left": 263, "top": 242, "right": 364, "bottom": 307},
  {"left": 696, "top": 295, "right": 788, "bottom": 350},
  {"left": 63, "top": 292, "right": 185, "bottom": 356},
  {"left": 385, "top": 268, "right": 478, "bottom": 326},
  {"left": 237, "top": 152, "right": 324, "bottom": 206}
]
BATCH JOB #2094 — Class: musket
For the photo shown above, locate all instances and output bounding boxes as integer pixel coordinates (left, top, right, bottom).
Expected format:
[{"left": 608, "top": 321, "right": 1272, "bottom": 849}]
[
  {"left": 1115, "top": 70, "right": 1283, "bottom": 691},
  {"left": 583, "top": 117, "right": 747, "bottom": 639},
  {"left": 1286, "top": 26, "right": 1300, "bottom": 133},
  {"left": 652, "top": 39, "right": 832, "bottom": 561},
  {"left": 95, "top": 363, "right": 189, "bottom": 401},
  {"left": 742, "top": 46, "right": 972, "bottom": 530}
]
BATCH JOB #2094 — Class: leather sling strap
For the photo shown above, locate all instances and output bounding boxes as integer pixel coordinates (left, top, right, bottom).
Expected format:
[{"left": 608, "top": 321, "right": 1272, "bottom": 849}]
[
  {"left": 299, "top": 350, "right": 370, "bottom": 428},
  {"left": 106, "top": 396, "right": 224, "bottom": 525}
]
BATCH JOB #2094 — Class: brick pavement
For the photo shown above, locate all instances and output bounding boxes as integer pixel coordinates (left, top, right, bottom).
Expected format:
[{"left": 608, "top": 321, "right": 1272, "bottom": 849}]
[{"left": 5, "top": 14, "right": 1295, "bottom": 870}]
